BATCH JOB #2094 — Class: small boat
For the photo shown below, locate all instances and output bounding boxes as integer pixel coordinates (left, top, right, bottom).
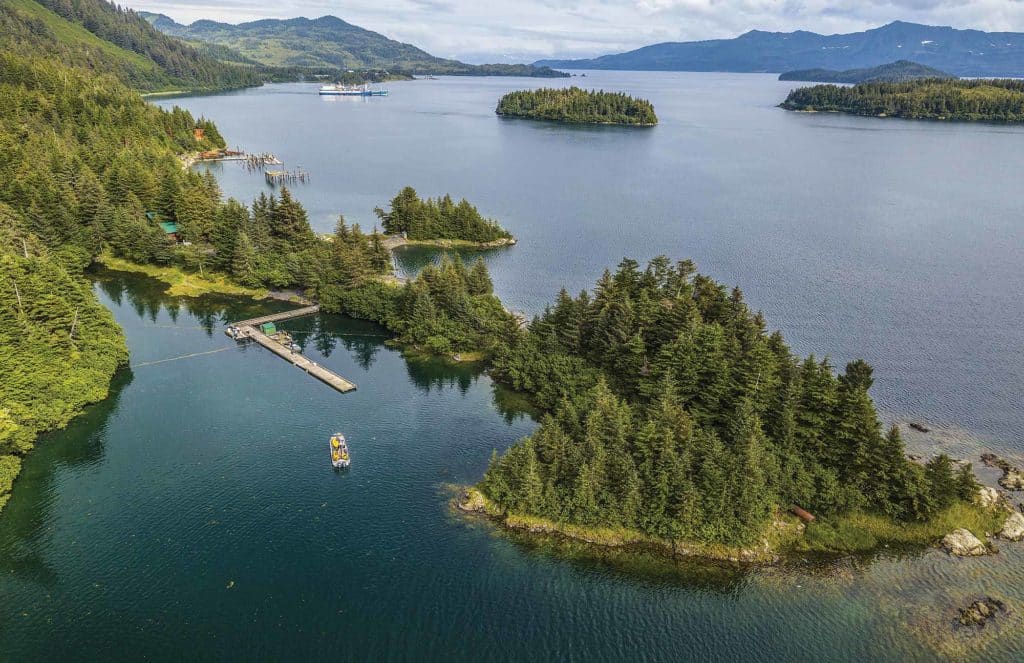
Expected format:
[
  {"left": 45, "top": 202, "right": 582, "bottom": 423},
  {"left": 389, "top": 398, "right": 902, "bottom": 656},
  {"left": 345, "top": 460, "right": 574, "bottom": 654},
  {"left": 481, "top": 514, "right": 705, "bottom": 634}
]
[{"left": 330, "top": 433, "right": 350, "bottom": 468}]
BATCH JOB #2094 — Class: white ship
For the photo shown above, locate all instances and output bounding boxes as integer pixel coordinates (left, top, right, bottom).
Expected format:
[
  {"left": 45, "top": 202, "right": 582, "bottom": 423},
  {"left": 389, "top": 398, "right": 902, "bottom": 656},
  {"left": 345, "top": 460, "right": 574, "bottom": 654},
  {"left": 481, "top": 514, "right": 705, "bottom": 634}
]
[{"left": 318, "top": 83, "right": 389, "bottom": 97}]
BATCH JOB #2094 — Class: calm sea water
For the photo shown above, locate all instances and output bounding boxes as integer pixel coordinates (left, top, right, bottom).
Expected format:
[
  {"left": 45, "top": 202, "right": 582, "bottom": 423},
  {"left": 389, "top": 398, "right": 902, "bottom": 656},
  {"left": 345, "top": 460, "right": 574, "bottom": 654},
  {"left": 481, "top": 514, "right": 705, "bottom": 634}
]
[{"left": 2, "top": 73, "right": 1024, "bottom": 660}]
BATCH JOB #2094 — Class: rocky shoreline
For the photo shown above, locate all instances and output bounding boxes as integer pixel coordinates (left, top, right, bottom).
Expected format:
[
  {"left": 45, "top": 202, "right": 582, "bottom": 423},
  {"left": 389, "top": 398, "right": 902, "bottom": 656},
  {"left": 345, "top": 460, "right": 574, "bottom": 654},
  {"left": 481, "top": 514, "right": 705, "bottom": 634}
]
[
  {"left": 456, "top": 487, "right": 808, "bottom": 565},
  {"left": 382, "top": 234, "right": 517, "bottom": 251}
]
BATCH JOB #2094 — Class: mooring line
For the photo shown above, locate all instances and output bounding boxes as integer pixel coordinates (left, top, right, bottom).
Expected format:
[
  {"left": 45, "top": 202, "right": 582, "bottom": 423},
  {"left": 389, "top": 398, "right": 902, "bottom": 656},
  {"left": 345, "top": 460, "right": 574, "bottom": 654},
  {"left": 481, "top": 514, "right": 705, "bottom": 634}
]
[{"left": 133, "top": 346, "right": 238, "bottom": 367}]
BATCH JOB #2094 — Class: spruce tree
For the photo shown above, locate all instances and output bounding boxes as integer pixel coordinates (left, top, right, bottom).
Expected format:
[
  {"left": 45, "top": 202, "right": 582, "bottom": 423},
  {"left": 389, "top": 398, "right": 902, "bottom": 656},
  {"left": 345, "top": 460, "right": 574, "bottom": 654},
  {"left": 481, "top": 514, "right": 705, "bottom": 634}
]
[{"left": 467, "top": 257, "right": 493, "bottom": 296}]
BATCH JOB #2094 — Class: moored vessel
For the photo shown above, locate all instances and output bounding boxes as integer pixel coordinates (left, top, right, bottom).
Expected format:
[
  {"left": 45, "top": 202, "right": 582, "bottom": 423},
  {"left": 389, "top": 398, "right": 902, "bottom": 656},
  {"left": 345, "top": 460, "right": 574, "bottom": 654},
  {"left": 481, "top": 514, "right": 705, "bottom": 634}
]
[
  {"left": 330, "top": 434, "right": 350, "bottom": 468},
  {"left": 318, "top": 83, "right": 389, "bottom": 97}
]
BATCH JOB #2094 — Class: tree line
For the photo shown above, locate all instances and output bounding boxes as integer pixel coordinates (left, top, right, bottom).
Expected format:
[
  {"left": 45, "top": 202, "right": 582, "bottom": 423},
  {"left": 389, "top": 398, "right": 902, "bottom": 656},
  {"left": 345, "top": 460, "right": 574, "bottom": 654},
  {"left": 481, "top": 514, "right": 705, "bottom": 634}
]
[
  {"left": 0, "top": 53, "right": 154, "bottom": 510},
  {"left": 781, "top": 78, "right": 1024, "bottom": 122},
  {"left": 496, "top": 87, "right": 658, "bottom": 125}
]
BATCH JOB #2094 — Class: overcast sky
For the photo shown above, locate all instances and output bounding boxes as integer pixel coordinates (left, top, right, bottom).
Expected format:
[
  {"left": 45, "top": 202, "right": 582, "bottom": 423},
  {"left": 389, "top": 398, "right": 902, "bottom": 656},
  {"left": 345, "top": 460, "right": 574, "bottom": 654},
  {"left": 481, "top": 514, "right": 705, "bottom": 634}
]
[{"left": 125, "top": 1, "right": 1024, "bottom": 63}]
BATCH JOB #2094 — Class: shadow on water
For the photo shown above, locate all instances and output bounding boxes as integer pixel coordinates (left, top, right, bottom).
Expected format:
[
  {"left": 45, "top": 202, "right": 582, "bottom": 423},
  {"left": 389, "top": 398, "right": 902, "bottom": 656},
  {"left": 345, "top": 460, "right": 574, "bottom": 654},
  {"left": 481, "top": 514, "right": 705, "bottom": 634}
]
[
  {"left": 392, "top": 244, "right": 515, "bottom": 281},
  {"left": 0, "top": 369, "right": 134, "bottom": 588},
  {"left": 278, "top": 314, "right": 388, "bottom": 369},
  {"left": 490, "top": 382, "right": 541, "bottom": 425},
  {"left": 501, "top": 528, "right": 753, "bottom": 593}
]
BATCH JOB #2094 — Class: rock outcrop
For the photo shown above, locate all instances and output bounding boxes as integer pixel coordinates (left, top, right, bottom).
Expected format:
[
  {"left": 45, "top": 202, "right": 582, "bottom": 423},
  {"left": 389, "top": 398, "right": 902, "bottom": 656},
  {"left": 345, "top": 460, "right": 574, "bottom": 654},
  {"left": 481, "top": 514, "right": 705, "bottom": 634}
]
[
  {"left": 942, "top": 529, "right": 990, "bottom": 556},
  {"left": 981, "top": 453, "right": 1024, "bottom": 490},
  {"left": 958, "top": 597, "right": 1007, "bottom": 628},
  {"left": 999, "top": 511, "right": 1024, "bottom": 541},
  {"left": 457, "top": 488, "right": 487, "bottom": 513}
]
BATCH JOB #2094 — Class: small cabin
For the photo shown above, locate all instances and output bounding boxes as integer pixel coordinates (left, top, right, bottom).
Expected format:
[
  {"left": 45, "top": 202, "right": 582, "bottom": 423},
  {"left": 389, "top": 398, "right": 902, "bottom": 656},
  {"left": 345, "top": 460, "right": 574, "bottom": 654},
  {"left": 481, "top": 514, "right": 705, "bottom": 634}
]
[
  {"left": 193, "top": 127, "right": 205, "bottom": 141},
  {"left": 158, "top": 221, "right": 180, "bottom": 242},
  {"left": 260, "top": 322, "right": 278, "bottom": 335}
]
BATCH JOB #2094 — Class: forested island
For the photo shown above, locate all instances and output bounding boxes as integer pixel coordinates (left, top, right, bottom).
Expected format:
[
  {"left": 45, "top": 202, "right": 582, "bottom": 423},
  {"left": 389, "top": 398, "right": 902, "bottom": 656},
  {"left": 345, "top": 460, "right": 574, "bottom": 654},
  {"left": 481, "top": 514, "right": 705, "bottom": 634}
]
[
  {"left": 779, "top": 60, "right": 954, "bottom": 84},
  {"left": 374, "top": 187, "right": 515, "bottom": 247},
  {"left": 496, "top": 88, "right": 658, "bottom": 126},
  {"left": 781, "top": 79, "right": 1024, "bottom": 122}
]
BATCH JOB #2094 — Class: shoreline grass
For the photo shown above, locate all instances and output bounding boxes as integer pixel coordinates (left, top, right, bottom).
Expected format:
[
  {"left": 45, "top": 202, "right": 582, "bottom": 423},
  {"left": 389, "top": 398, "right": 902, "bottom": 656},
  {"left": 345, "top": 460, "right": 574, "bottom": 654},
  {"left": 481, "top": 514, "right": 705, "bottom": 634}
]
[
  {"left": 796, "top": 503, "right": 1007, "bottom": 553},
  {"left": 98, "top": 254, "right": 268, "bottom": 300}
]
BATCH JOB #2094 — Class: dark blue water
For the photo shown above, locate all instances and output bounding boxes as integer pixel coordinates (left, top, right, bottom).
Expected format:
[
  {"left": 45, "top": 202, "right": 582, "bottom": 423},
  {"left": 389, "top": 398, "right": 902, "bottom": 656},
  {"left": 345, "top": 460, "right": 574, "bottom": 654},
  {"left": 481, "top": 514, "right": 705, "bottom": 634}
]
[{"left": 2, "top": 73, "right": 1023, "bottom": 660}]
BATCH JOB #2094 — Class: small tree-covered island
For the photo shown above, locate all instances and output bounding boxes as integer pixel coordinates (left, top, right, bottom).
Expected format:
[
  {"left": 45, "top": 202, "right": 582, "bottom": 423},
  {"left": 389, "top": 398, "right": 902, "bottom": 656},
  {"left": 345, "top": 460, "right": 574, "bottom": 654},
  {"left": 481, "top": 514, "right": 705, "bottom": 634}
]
[
  {"left": 781, "top": 78, "right": 1024, "bottom": 122},
  {"left": 375, "top": 186, "right": 516, "bottom": 248},
  {"left": 496, "top": 87, "right": 658, "bottom": 126}
]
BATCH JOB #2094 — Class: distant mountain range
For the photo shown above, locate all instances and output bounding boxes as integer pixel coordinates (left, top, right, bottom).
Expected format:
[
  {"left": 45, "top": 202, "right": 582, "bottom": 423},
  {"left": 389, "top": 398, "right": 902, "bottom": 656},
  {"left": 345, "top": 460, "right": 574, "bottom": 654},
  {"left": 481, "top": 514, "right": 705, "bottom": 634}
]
[
  {"left": 536, "top": 21, "right": 1024, "bottom": 77},
  {"left": 142, "top": 13, "right": 568, "bottom": 78},
  {"left": 779, "top": 60, "right": 955, "bottom": 84}
]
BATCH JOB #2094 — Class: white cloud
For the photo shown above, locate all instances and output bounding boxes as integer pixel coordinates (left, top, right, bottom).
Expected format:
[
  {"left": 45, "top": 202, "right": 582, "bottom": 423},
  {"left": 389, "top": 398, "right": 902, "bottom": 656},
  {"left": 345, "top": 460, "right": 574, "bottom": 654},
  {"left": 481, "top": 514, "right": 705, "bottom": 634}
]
[{"left": 124, "top": 0, "right": 1024, "bottom": 62}]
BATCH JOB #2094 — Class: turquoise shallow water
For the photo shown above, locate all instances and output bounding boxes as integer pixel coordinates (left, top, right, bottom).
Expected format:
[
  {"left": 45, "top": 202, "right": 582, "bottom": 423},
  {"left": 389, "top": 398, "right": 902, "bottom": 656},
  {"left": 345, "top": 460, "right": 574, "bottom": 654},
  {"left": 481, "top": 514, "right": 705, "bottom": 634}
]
[{"left": 2, "top": 72, "right": 1024, "bottom": 660}]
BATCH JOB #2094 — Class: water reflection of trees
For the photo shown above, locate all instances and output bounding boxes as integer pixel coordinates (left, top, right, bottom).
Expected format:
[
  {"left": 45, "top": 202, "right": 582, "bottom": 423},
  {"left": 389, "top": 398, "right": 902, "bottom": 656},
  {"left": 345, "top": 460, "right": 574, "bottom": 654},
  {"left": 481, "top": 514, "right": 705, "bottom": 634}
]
[
  {"left": 0, "top": 369, "right": 133, "bottom": 587},
  {"left": 403, "top": 355, "right": 479, "bottom": 394},
  {"left": 491, "top": 383, "right": 539, "bottom": 425},
  {"left": 95, "top": 267, "right": 535, "bottom": 427},
  {"left": 94, "top": 269, "right": 291, "bottom": 337}
]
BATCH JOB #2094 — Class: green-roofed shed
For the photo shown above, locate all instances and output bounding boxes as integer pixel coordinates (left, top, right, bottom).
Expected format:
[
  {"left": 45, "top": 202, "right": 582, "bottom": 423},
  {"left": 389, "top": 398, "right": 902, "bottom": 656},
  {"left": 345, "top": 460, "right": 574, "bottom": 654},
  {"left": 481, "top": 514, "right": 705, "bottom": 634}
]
[
  {"left": 261, "top": 322, "right": 277, "bottom": 335},
  {"left": 159, "top": 221, "right": 179, "bottom": 235}
]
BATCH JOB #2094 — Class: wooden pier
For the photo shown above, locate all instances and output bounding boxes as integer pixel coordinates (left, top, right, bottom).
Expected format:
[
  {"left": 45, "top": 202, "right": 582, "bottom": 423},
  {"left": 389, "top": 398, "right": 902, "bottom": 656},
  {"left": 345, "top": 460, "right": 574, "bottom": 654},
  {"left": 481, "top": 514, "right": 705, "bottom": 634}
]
[
  {"left": 265, "top": 168, "right": 309, "bottom": 185},
  {"left": 226, "top": 305, "right": 357, "bottom": 393}
]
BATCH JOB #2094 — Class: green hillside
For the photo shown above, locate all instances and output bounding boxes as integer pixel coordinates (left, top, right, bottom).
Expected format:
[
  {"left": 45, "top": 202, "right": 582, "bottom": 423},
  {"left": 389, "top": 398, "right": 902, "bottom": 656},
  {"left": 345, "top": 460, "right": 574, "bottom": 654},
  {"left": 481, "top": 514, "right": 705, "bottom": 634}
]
[
  {"left": 142, "top": 13, "right": 568, "bottom": 78},
  {"left": 0, "top": 45, "right": 233, "bottom": 508},
  {"left": 2, "top": 0, "right": 261, "bottom": 91}
]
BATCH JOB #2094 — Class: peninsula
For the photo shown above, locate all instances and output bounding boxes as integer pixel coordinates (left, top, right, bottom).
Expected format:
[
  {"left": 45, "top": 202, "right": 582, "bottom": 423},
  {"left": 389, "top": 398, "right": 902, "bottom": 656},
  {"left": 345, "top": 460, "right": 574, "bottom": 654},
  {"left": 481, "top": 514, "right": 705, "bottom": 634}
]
[
  {"left": 779, "top": 60, "right": 954, "bottom": 84},
  {"left": 463, "top": 258, "right": 1002, "bottom": 560},
  {"left": 496, "top": 87, "right": 658, "bottom": 126},
  {"left": 781, "top": 79, "right": 1024, "bottom": 122}
]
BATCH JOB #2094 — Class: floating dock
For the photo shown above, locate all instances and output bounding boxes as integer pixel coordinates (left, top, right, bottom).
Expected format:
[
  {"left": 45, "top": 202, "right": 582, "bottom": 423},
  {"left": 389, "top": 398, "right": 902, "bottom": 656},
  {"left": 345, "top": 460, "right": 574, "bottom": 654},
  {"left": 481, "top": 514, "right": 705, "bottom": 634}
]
[{"left": 226, "top": 305, "right": 357, "bottom": 393}]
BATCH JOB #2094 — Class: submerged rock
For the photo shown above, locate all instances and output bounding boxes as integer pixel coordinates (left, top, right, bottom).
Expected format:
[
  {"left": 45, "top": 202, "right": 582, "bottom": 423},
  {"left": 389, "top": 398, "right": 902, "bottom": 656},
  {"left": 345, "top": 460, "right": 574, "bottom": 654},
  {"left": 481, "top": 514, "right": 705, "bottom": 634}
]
[
  {"left": 942, "top": 529, "right": 990, "bottom": 556},
  {"left": 999, "top": 512, "right": 1024, "bottom": 541},
  {"left": 958, "top": 597, "right": 1007, "bottom": 628}
]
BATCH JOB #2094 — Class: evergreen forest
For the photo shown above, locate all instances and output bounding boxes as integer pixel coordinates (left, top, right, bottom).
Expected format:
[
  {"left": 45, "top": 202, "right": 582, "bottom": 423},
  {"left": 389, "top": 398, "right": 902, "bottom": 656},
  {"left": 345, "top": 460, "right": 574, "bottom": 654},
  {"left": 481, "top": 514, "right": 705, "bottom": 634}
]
[
  {"left": 374, "top": 187, "right": 514, "bottom": 243},
  {"left": 781, "top": 78, "right": 1024, "bottom": 121},
  {"left": 480, "top": 258, "right": 979, "bottom": 546}
]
